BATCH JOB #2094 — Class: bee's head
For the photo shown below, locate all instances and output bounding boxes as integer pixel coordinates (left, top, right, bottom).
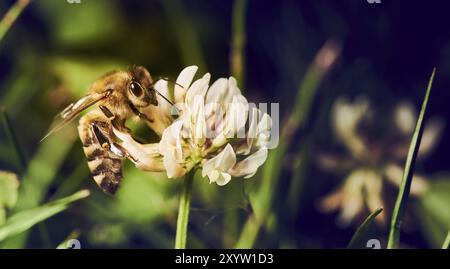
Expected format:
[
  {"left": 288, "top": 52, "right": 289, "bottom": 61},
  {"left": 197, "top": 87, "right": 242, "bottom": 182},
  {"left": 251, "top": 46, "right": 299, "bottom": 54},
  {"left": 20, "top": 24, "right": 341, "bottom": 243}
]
[{"left": 127, "top": 66, "right": 158, "bottom": 108}]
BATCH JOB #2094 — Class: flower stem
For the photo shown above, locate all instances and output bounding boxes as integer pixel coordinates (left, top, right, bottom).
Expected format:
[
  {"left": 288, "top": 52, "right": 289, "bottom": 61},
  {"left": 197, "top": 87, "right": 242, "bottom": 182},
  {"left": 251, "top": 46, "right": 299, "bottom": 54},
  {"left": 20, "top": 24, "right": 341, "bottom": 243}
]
[{"left": 175, "top": 171, "right": 195, "bottom": 249}]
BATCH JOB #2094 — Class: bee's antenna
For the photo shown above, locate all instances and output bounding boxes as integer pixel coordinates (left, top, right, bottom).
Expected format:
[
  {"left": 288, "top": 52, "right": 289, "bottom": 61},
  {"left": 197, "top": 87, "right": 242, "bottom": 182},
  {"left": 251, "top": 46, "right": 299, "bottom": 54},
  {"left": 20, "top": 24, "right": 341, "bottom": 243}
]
[
  {"left": 154, "top": 77, "right": 186, "bottom": 114},
  {"left": 154, "top": 89, "right": 181, "bottom": 115},
  {"left": 154, "top": 89, "right": 174, "bottom": 106},
  {"left": 157, "top": 77, "right": 185, "bottom": 89}
]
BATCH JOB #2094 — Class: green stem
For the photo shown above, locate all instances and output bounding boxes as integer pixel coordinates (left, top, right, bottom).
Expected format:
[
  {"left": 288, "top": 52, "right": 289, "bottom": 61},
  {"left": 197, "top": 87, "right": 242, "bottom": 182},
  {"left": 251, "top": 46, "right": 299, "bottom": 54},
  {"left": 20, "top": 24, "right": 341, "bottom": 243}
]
[
  {"left": 0, "top": 0, "right": 31, "bottom": 43},
  {"left": 175, "top": 171, "right": 195, "bottom": 249},
  {"left": 442, "top": 230, "right": 450, "bottom": 249},
  {"left": 387, "top": 68, "right": 436, "bottom": 249}
]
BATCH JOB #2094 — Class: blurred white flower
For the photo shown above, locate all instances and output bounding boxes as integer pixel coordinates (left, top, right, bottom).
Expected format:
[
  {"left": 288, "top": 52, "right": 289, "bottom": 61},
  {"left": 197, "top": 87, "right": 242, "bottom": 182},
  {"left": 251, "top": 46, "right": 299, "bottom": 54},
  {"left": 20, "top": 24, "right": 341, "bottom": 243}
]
[
  {"left": 320, "top": 168, "right": 383, "bottom": 226},
  {"left": 113, "top": 66, "right": 272, "bottom": 185},
  {"left": 318, "top": 97, "right": 443, "bottom": 226},
  {"left": 332, "top": 96, "right": 371, "bottom": 158},
  {"left": 394, "top": 102, "right": 416, "bottom": 135}
]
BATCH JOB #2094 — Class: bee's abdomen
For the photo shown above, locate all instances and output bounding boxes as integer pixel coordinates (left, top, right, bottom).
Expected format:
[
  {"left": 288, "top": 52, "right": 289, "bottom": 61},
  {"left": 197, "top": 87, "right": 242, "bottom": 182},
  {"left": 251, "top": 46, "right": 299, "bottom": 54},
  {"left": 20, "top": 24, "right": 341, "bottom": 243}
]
[{"left": 78, "top": 114, "right": 123, "bottom": 195}]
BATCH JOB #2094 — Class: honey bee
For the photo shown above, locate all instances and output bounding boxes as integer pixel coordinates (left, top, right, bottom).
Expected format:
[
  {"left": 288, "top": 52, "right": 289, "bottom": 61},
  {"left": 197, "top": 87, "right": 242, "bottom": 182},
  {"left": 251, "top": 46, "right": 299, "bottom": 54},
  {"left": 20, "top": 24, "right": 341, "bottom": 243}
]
[{"left": 43, "top": 66, "right": 172, "bottom": 194}]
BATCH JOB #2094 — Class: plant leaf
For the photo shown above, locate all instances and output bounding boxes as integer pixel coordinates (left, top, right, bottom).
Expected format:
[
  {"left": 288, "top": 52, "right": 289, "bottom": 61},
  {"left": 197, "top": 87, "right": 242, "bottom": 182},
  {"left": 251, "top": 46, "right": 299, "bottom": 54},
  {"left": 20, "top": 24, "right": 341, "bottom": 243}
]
[
  {"left": 347, "top": 207, "right": 383, "bottom": 249},
  {"left": 0, "top": 171, "right": 20, "bottom": 210},
  {"left": 0, "top": 190, "right": 89, "bottom": 242},
  {"left": 0, "top": 171, "right": 20, "bottom": 224},
  {"left": 417, "top": 178, "right": 450, "bottom": 248},
  {"left": 387, "top": 68, "right": 436, "bottom": 249},
  {"left": 0, "top": 0, "right": 31, "bottom": 42},
  {"left": 443, "top": 230, "right": 450, "bottom": 249},
  {"left": 230, "top": 0, "right": 247, "bottom": 87},
  {"left": 1, "top": 107, "right": 27, "bottom": 173}
]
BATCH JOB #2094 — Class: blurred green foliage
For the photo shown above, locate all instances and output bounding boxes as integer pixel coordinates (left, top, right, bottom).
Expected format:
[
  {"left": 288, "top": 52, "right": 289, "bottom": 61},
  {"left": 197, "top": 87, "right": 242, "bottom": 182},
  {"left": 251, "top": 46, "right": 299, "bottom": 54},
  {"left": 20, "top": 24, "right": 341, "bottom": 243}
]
[
  {"left": 0, "top": 0, "right": 448, "bottom": 249},
  {"left": 0, "top": 171, "right": 19, "bottom": 224},
  {"left": 0, "top": 189, "right": 89, "bottom": 242}
]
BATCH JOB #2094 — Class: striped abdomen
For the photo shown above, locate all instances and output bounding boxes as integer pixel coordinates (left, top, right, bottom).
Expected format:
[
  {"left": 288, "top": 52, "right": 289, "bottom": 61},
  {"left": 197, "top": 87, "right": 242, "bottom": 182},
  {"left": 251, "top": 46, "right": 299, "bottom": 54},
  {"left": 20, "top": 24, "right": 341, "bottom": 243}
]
[{"left": 78, "top": 112, "right": 123, "bottom": 195}]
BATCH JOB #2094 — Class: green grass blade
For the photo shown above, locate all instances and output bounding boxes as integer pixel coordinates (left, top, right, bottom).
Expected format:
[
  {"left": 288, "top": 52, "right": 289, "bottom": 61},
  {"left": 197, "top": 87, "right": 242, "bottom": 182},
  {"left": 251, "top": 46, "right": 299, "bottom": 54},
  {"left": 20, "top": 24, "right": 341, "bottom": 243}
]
[
  {"left": 13, "top": 126, "right": 77, "bottom": 212},
  {"left": 161, "top": 0, "right": 206, "bottom": 73},
  {"left": 51, "top": 162, "right": 89, "bottom": 199},
  {"left": 347, "top": 207, "right": 383, "bottom": 249},
  {"left": 0, "top": 190, "right": 89, "bottom": 242},
  {"left": 0, "top": 171, "right": 20, "bottom": 224},
  {"left": 387, "top": 68, "right": 436, "bottom": 249},
  {"left": 1, "top": 126, "right": 77, "bottom": 248},
  {"left": 0, "top": 0, "right": 31, "bottom": 43},
  {"left": 230, "top": 0, "right": 247, "bottom": 87},
  {"left": 0, "top": 107, "right": 27, "bottom": 173},
  {"left": 234, "top": 216, "right": 259, "bottom": 249},
  {"left": 442, "top": 230, "right": 450, "bottom": 249}
]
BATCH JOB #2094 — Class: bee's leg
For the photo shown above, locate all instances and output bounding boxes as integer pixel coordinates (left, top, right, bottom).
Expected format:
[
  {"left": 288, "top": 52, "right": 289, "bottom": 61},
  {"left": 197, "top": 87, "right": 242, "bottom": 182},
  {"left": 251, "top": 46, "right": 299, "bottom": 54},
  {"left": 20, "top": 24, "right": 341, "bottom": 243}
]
[
  {"left": 91, "top": 123, "right": 111, "bottom": 150},
  {"left": 128, "top": 102, "right": 155, "bottom": 123},
  {"left": 99, "top": 105, "right": 114, "bottom": 120},
  {"left": 78, "top": 117, "right": 123, "bottom": 195},
  {"left": 90, "top": 122, "right": 137, "bottom": 162},
  {"left": 112, "top": 127, "right": 165, "bottom": 172}
]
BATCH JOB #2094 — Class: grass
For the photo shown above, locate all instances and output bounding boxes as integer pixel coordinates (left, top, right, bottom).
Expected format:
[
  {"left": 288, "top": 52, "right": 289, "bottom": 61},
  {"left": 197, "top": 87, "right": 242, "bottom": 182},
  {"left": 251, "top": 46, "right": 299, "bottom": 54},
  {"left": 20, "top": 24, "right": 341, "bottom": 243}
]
[
  {"left": 0, "top": 189, "right": 89, "bottom": 242},
  {"left": 347, "top": 207, "right": 383, "bottom": 249},
  {"left": 0, "top": 0, "right": 446, "bottom": 250},
  {"left": 1, "top": 126, "right": 77, "bottom": 248},
  {"left": 442, "top": 230, "right": 450, "bottom": 249},
  {"left": 235, "top": 41, "right": 341, "bottom": 248},
  {"left": 0, "top": 107, "right": 27, "bottom": 173},
  {"left": 387, "top": 68, "right": 436, "bottom": 249},
  {"left": 230, "top": 0, "right": 247, "bottom": 88},
  {"left": 161, "top": 0, "right": 207, "bottom": 73},
  {"left": 0, "top": 0, "right": 31, "bottom": 43}
]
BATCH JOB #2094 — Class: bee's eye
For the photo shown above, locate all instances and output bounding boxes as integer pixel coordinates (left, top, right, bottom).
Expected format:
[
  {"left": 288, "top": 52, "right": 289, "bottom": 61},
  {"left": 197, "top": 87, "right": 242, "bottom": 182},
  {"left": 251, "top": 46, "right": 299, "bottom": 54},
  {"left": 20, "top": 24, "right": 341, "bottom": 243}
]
[{"left": 129, "top": 81, "right": 143, "bottom": 97}]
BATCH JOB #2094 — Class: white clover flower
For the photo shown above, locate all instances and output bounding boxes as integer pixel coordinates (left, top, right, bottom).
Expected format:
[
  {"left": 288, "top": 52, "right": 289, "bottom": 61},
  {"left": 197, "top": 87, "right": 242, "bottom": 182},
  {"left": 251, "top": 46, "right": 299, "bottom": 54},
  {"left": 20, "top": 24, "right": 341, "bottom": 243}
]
[
  {"left": 319, "top": 168, "right": 384, "bottom": 226},
  {"left": 318, "top": 97, "right": 442, "bottom": 226},
  {"left": 159, "top": 66, "right": 271, "bottom": 185},
  {"left": 113, "top": 66, "right": 272, "bottom": 186},
  {"left": 332, "top": 96, "right": 371, "bottom": 158}
]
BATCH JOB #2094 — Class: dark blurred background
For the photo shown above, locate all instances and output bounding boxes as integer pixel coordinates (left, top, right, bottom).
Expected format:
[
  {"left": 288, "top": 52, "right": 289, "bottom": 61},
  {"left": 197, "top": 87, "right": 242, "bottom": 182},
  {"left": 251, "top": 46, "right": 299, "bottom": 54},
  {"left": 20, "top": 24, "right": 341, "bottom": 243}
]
[{"left": 0, "top": 0, "right": 448, "bottom": 249}]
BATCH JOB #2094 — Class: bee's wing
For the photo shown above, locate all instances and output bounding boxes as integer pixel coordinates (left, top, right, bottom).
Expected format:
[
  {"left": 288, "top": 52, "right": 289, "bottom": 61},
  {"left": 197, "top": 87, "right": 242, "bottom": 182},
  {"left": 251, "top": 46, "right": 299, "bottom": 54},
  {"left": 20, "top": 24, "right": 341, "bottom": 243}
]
[{"left": 40, "top": 91, "right": 110, "bottom": 142}]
